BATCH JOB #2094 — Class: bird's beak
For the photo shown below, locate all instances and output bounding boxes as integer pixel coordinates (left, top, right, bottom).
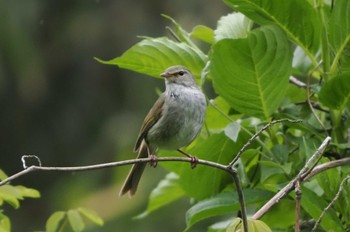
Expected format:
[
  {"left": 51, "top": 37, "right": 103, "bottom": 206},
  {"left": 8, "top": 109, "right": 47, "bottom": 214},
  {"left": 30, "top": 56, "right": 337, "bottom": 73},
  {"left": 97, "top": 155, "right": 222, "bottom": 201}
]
[{"left": 160, "top": 72, "right": 172, "bottom": 78}]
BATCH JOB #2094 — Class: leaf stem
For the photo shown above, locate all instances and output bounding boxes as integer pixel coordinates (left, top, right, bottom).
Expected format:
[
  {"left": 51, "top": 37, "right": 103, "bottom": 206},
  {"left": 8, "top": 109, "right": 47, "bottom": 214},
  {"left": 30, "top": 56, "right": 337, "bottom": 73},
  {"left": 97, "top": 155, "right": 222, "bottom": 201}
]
[{"left": 317, "top": 0, "right": 331, "bottom": 80}]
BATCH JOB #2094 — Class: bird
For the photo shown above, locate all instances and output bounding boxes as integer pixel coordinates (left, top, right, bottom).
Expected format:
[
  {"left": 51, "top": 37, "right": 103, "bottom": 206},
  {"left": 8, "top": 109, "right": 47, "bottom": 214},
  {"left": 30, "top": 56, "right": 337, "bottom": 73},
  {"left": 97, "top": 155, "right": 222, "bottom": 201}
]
[{"left": 120, "top": 65, "right": 207, "bottom": 196}]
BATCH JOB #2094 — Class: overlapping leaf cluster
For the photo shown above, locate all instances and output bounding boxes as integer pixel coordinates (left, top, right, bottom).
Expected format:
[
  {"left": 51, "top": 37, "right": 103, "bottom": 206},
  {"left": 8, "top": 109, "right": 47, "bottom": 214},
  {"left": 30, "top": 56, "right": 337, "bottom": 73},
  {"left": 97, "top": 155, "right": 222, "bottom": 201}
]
[{"left": 100, "top": 0, "right": 350, "bottom": 231}]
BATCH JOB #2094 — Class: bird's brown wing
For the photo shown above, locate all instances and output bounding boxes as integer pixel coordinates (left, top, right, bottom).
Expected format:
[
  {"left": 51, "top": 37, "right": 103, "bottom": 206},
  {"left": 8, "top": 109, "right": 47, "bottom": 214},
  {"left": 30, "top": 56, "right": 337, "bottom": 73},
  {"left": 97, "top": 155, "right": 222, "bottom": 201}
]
[{"left": 134, "top": 93, "right": 165, "bottom": 151}]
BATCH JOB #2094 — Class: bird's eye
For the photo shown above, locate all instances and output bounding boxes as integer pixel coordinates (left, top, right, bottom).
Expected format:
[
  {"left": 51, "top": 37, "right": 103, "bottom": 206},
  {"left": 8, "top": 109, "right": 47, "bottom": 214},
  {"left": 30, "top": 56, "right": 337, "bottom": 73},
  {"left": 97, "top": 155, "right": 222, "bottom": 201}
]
[{"left": 178, "top": 71, "right": 185, "bottom": 76}]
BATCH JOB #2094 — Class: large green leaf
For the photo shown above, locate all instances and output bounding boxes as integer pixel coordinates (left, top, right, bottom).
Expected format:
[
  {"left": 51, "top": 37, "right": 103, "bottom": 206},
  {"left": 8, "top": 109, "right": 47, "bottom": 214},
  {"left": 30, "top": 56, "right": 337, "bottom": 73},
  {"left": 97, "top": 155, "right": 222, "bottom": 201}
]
[
  {"left": 96, "top": 37, "right": 206, "bottom": 79},
  {"left": 185, "top": 189, "right": 273, "bottom": 229},
  {"left": 319, "top": 73, "right": 350, "bottom": 110},
  {"left": 224, "top": 0, "right": 321, "bottom": 64},
  {"left": 329, "top": 0, "right": 350, "bottom": 73},
  {"left": 210, "top": 25, "right": 292, "bottom": 119}
]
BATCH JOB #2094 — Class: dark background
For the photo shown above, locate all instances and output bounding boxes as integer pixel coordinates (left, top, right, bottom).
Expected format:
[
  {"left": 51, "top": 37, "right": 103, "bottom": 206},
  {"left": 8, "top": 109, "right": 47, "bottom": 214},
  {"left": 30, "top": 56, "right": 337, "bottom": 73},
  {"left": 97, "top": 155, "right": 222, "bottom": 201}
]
[{"left": 0, "top": 0, "right": 229, "bottom": 231}]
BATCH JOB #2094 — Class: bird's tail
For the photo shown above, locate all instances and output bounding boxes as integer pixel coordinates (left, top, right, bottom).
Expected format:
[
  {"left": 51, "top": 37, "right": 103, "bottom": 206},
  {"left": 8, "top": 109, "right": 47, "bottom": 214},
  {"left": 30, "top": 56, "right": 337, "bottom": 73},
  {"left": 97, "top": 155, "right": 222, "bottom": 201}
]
[{"left": 119, "top": 141, "right": 149, "bottom": 196}]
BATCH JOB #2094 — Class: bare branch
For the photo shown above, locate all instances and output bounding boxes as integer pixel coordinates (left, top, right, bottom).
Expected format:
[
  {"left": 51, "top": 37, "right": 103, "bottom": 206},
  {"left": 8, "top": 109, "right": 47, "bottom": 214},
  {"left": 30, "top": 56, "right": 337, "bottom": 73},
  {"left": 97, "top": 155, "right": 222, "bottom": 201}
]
[
  {"left": 0, "top": 156, "right": 228, "bottom": 186},
  {"left": 0, "top": 154, "right": 249, "bottom": 232},
  {"left": 229, "top": 119, "right": 303, "bottom": 167},
  {"left": 303, "top": 157, "right": 350, "bottom": 181}
]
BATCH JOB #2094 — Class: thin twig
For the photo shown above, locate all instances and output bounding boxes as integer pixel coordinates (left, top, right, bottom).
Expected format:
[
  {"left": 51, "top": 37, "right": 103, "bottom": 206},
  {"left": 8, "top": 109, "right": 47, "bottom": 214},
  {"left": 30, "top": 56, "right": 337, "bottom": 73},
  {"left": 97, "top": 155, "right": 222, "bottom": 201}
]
[
  {"left": 227, "top": 168, "right": 248, "bottom": 232},
  {"left": 312, "top": 176, "right": 350, "bottom": 231},
  {"left": 303, "top": 157, "right": 350, "bottom": 181},
  {"left": 228, "top": 119, "right": 303, "bottom": 167},
  {"left": 289, "top": 76, "right": 306, "bottom": 88},
  {"left": 252, "top": 136, "right": 331, "bottom": 219},
  {"left": 306, "top": 62, "right": 327, "bottom": 132},
  {"left": 295, "top": 181, "right": 302, "bottom": 232}
]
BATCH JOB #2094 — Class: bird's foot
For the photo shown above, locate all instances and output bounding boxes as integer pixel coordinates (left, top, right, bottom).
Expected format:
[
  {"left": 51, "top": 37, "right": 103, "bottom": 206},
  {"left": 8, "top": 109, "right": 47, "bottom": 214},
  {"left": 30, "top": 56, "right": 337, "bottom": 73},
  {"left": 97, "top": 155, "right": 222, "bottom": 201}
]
[
  {"left": 149, "top": 154, "right": 158, "bottom": 168},
  {"left": 177, "top": 149, "right": 198, "bottom": 169}
]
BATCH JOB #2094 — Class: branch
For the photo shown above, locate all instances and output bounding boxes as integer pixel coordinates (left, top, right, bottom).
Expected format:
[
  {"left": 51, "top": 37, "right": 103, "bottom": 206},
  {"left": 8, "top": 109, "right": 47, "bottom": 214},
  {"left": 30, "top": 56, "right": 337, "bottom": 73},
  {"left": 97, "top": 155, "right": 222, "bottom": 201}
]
[
  {"left": 252, "top": 136, "right": 331, "bottom": 219},
  {"left": 1, "top": 154, "right": 249, "bottom": 232},
  {"left": 0, "top": 156, "right": 228, "bottom": 186},
  {"left": 228, "top": 119, "right": 303, "bottom": 167},
  {"left": 289, "top": 76, "right": 306, "bottom": 88}
]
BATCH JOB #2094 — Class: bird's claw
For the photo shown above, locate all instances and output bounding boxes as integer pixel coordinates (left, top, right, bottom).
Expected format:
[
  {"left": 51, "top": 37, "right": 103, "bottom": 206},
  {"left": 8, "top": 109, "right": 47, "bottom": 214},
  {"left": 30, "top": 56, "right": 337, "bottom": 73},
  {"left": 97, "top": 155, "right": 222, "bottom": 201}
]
[
  {"left": 190, "top": 155, "right": 198, "bottom": 169},
  {"left": 149, "top": 154, "right": 158, "bottom": 168}
]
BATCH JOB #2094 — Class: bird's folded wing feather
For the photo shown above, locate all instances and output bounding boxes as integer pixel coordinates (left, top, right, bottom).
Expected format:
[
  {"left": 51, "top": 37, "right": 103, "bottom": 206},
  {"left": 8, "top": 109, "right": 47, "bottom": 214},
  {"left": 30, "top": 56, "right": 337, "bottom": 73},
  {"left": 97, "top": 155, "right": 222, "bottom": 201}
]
[{"left": 134, "top": 93, "right": 165, "bottom": 151}]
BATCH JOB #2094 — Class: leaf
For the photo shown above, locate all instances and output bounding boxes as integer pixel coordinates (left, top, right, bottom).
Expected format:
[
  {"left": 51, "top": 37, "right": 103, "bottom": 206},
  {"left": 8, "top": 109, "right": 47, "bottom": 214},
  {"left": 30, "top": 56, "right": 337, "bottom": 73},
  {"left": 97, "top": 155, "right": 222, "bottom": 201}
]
[
  {"left": 77, "top": 207, "right": 103, "bottom": 226},
  {"left": 0, "top": 186, "right": 21, "bottom": 208},
  {"left": 0, "top": 212, "right": 11, "bottom": 232},
  {"left": 0, "top": 170, "right": 8, "bottom": 181},
  {"left": 224, "top": 121, "right": 241, "bottom": 142},
  {"left": 46, "top": 211, "right": 66, "bottom": 232},
  {"left": 214, "top": 12, "right": 252, "bottom": 42},
  {"left": 224, "top": 0, "right": 321, "bottom": 63},
  {"left": 226, "top": 218, "right": 272, "bottom": 232},
  {"left": 16, "top": 186, "right": 40, "bottom": 198},
  {"left": 191, "top": 25, "right": 215, "bottom": 44},
  {"left": 185, "top": 189, "right": 273, "bottom": 228},
  {"left": 96, "top": 37, "right": 206, "bottom": 79},
  {"left": 136, "top": 173, "right": 185, "bottom": 218},
  {"left": 329, "top": 0, "right": 350, "bottom": 70},
  {"left": 210, "top": 25, "right": 292, "bottom": 119},
  {"left": 67, "top": 210, "right": 85, "bottom": 232},
  {"left": 319, "top": 73, "right": 350, "bottom": 110},
  {"left": 161, "top": 14, "right": 196, "bottom": 47}
]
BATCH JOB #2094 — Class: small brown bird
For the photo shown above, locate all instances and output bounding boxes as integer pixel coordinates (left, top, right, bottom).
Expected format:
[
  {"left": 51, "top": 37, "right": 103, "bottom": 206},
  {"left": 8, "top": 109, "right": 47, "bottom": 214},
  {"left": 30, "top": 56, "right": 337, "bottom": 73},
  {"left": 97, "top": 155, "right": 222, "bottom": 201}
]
[{"left": 120, "top": 65, "right": 206, "bottom": 196}]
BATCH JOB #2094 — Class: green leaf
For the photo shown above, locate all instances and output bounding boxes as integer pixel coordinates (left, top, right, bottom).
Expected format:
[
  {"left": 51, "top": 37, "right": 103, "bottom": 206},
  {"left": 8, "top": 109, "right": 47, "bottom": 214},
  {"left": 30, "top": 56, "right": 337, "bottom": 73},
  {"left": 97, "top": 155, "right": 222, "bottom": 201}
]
[
  {"left": 136, "top": 173, "right": 185, "bottom": 218},
  {"left": 190, "top": 25, "right": 215, "bottom": 44},
  {"left": 0, "top": 186, "right": 21, "bottom": 208},
  {"left": 224, "top": 121, "right": 241, "bottom": 142},
  {"left": 46, "top": 211, "right": 66, "bottom": 232},
  {"left": 224, "top": 0, "right": 321, "bottom": 63},
  {"left": 210, "top": 25, "right": 292, "bottom": 119},
  {"left": 329, "top": 0, "right": 350, "bottom": 72},
  {"left": 77, "top": 207, "right": 103, "bottom": 226},
  {"left": 161, "top": 14, "right": 196, "bottom": 47},
  {"left": 185, "top": 189, "right": 273, "bottom": 228},
  {"left": 0, "top": 212, "right": 11, "bottom": 232},
  {"left": 319, "top": 73, "right": 350, "bottom": 110},
  {"left": 16, "top": 186, "right": 40, "bottom": 198},
  {"left": 96, "top": 37, "right": 206, "bottom": 79},
  {"left": 0, "top": 170, "right": 8, "bottom": 181},
  {"left": 67, "top": 210, "right": 85, "bottom": 232},
  {"left": 301, "top": 187, "right": 343, "bottom": 231},
  {"left": 214, "top": 12, "right": 252, "bottom": 42},
  {"left": 226, "top": 218, "right": 272, "bottom": 232}
]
